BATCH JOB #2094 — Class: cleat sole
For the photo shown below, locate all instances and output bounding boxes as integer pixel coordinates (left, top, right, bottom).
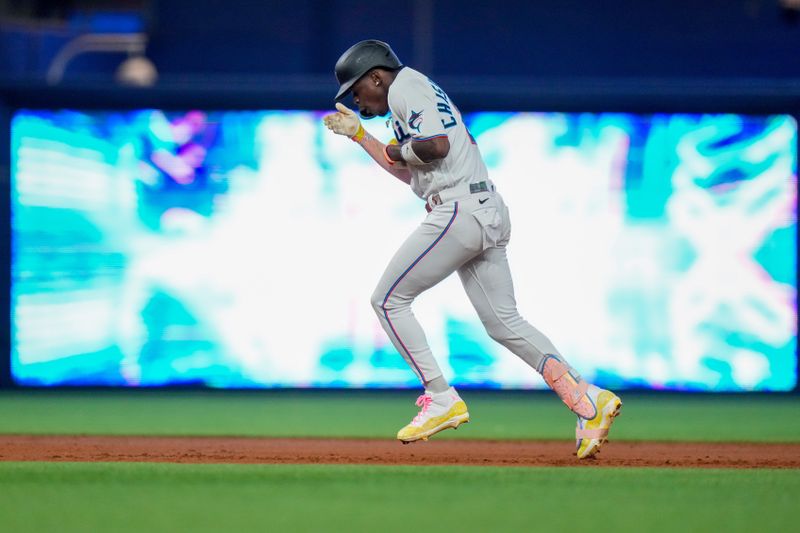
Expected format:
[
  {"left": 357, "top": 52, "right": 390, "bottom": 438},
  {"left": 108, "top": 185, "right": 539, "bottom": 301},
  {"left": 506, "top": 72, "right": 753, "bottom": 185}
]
[{"left": 397, "top": 413, "right": 470, "bottom": 444}]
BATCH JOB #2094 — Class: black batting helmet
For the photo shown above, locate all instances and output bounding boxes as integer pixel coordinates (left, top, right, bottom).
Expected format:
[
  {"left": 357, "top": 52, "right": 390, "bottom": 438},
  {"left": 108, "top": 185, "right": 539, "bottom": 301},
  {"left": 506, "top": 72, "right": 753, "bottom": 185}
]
[{"left": 334, "top": 40, "right": 403, "bottom": 100}]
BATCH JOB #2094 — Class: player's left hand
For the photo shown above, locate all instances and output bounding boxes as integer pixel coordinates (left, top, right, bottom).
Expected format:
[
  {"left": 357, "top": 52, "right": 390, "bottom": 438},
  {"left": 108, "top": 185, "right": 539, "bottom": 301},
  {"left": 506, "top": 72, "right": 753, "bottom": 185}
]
[{"left": 323, "top": 103, "right": 361, "bottom": 138}]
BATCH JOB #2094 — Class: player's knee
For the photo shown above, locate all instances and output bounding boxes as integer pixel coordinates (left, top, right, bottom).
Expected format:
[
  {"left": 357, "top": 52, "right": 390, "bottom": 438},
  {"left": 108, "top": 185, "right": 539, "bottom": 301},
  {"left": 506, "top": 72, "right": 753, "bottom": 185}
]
[
  {"left": 371, "top": 286, "right": 412, "bottom": 315},
  {"left": 370, "top": 288, "right": 385, "bottom": 315}
]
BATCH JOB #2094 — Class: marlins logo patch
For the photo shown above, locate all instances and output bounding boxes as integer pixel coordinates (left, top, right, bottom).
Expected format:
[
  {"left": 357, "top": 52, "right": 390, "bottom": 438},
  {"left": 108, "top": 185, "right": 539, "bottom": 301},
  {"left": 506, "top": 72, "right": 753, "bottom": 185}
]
[{"left": 408, "top": 110, "right": 424, "bottom": 132}]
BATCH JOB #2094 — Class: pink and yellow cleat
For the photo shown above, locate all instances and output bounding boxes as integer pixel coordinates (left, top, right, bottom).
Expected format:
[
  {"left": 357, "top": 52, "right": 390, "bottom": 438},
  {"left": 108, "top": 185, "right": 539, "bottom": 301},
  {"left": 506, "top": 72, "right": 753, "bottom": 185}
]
[
  {"left": 539, "top": 353, "right": 622, "bottom": 459},
  {"left": 397, "top": 388, "right": 470, "bottom": 444},
  {"left": 575, "top": 386, "right": 623, "bottom": 459}
]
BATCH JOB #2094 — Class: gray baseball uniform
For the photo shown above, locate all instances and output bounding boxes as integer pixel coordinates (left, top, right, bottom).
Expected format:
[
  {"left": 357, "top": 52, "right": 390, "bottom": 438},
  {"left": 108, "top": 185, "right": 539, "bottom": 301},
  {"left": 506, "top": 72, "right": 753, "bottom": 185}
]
[{"left": 370, "top": 67, "right": 562, "bottom": 385}]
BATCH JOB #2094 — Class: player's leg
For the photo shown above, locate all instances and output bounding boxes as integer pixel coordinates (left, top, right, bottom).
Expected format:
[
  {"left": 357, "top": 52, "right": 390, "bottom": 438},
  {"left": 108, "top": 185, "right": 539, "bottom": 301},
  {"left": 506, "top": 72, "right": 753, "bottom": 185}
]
[
  {"left": 370, "top": 202, "right": 478, "bottom": 442},
  {"left": 371, "top": 201, "right": 486, "bottom": 386},
  {"left": 455, "top": 247, "right": 557, "bottom": 369},
  {"left": 457, "top": 244, "right": 622, "bottom": 458}
]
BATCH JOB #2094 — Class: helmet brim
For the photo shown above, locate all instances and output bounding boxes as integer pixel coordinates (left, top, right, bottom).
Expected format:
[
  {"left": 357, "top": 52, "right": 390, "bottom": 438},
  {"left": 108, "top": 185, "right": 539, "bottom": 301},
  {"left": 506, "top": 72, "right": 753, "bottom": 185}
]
[{"left": 334, "top": 75, "right": 361, "bottom": 101}]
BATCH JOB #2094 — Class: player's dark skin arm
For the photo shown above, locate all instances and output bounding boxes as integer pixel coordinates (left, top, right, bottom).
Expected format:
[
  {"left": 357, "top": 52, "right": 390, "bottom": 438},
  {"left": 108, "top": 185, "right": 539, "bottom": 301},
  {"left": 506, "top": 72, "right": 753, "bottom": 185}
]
[
  {"left": 385, "top": 136, "right": 450, "bottom": 163},
  {"left": 353, "top": 129, "right": 412, "bottom": 184}
]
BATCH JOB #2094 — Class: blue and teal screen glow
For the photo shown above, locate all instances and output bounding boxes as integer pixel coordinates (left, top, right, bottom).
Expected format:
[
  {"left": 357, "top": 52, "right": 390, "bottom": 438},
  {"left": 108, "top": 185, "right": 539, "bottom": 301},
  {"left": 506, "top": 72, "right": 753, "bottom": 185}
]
[{"left": 10, "top": 110, "right": 798, "bottom": 390}]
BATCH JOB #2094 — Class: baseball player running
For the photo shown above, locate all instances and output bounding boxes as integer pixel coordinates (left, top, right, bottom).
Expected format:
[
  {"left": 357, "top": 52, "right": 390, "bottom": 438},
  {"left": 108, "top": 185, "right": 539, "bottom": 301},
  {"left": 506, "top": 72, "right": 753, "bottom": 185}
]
[{"left": 323, "top": 40, "right": 622, "bottom": 459}]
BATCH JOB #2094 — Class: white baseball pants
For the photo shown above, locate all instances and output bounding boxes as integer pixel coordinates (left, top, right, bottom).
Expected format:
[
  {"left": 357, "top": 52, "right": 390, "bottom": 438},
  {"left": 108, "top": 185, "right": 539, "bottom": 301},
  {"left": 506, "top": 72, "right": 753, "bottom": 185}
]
[{"left": 370, "top": 190, "right": 562, "bottom": 385}]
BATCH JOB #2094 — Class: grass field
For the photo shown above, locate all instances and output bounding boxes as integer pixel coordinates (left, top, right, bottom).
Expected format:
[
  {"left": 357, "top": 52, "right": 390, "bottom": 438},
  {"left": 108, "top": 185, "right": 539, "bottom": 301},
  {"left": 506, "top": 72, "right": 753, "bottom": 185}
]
[
  {"left": 1, "top": 390, "right": 798, "bottom": 532},
  {"left": 1, "top": 389, "right": 799, "bottom": 441},
  {"left": 1, "top": 462, "right": 798, "bottom": 532}
]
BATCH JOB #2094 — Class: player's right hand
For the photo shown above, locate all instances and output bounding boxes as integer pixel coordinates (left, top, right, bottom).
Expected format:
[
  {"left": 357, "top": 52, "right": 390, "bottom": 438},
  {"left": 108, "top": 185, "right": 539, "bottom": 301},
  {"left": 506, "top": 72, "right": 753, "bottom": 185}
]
[{"left": 323, "top": 102, "right": 361, "bottom": 138}]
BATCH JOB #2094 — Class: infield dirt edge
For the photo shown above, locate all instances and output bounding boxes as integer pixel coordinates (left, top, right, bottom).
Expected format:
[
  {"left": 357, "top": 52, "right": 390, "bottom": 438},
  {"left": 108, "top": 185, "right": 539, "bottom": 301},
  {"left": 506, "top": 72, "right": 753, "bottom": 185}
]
[{"left": 1, "top": 435, "right": 798, "bottom": 468}]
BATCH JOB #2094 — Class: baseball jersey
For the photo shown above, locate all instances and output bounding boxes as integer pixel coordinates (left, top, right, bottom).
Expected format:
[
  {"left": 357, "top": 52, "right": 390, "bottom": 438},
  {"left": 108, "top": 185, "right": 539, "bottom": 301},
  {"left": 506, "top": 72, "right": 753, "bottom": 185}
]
[{"left": 388, "top": 67, "right": 488, "bottom": 199}]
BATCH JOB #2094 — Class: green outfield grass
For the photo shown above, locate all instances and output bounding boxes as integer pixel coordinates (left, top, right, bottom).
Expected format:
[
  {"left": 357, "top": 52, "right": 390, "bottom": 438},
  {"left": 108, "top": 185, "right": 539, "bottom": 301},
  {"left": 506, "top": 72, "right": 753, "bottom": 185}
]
[
  {"left": 0, "top": 390, "right": 798, "bottom": 442},
  {"left": 0, "top": 462, "right": 797, "bottom": 533}
]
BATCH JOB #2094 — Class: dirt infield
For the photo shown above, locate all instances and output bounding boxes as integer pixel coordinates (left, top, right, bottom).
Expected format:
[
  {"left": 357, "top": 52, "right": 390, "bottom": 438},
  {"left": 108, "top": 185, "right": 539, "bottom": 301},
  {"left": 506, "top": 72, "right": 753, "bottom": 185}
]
[{"left": 1, "top": 435, "right": 798, "bottom": 468}]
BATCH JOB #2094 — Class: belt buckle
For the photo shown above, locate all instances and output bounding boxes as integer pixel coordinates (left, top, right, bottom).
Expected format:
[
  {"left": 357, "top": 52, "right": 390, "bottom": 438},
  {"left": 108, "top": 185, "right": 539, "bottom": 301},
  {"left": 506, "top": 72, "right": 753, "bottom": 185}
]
[{"left": 431, "top": 193, "right": 442, "bottom": 206}]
